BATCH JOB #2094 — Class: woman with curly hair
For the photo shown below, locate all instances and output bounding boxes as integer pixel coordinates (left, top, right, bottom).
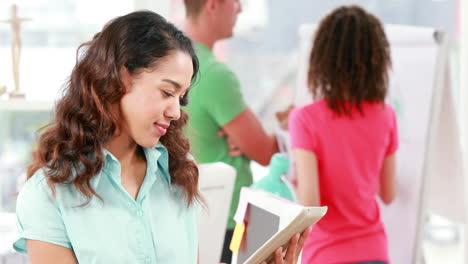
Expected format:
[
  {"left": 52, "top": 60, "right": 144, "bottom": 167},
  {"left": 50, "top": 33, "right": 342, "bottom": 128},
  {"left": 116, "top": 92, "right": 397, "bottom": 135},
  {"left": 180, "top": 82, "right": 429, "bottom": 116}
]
[
  {"left": 12, "top": 10, "right": 309, "bottom": 264},
  {"left": 289, "top": 5, "right": 398, "bottom": 264}
]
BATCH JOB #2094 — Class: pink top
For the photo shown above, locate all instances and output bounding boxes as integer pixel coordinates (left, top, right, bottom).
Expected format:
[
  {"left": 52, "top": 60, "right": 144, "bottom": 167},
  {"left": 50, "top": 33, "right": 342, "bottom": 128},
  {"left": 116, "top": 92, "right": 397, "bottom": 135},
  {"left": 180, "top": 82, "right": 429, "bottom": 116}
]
[{"left": 289, "top": 99, "right": 398, "bottom": 264}]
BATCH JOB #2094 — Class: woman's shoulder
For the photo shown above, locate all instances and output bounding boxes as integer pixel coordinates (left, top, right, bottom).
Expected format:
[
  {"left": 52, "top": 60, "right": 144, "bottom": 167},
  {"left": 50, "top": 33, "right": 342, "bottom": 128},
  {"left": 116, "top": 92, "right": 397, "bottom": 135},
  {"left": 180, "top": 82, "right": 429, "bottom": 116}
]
[
  {"left": 16, "top": 169, "right": 60, "bottom": 219},
  {"left": 377, "top": 102, "right": 397, "bottom": 120},
  {"left": 17, "top": 169, "right": 80, "bottom": 211},
  {"left": 18, "top": 169, "right": 51, "bottom": 199},
  {"left": 383, "top": 102, "right": 396, "bottom": 113},
  {"left": 291, "top": 99, "right": 327, "bottom": 121}
]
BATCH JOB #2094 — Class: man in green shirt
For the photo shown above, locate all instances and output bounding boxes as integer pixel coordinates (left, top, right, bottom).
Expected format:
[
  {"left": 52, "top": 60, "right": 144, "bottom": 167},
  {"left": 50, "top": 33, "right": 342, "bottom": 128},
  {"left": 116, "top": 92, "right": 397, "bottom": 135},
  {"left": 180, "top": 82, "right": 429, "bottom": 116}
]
[{"left": 183, "top": 0, "right": 279, "bottom": 262}]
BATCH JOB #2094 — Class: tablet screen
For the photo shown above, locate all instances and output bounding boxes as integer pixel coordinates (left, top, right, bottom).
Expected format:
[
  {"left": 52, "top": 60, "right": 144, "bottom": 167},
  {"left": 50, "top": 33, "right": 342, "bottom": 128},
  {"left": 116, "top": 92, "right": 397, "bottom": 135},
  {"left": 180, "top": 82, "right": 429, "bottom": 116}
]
[{"left": 236, "top": 204, "right": 280, "bottom": 263}]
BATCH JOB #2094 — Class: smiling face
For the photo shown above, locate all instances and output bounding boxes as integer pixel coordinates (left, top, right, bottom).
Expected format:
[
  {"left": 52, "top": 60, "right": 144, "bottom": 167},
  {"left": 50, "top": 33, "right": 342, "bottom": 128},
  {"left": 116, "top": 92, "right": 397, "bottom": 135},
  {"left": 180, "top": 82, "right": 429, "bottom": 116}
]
[{"left": 119, "top": 51, "right": 194, "bottom": 148}]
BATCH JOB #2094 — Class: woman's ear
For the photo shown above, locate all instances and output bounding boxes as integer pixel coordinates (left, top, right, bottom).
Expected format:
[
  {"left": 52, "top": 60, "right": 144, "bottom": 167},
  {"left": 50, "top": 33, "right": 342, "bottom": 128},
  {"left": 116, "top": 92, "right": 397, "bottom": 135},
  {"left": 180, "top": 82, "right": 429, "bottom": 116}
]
[{"left": 120, "top": 67, "right": 132, "bottom": 92}]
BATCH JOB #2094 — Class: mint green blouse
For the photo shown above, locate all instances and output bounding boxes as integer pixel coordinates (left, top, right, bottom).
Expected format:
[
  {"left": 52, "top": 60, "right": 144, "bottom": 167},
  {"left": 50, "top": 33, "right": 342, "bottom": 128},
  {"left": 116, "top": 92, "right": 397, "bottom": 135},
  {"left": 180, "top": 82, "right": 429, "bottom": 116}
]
[{"left": 13, "top": 144, "right": 199, "bottom": 264}]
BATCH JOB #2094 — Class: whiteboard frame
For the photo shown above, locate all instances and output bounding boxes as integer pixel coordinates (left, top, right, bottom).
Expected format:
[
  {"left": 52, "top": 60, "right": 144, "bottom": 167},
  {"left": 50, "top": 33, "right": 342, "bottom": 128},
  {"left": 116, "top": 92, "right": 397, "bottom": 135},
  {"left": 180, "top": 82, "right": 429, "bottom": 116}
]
[{"left": 413, "top": 31, "right": 449, "bottom": 264}]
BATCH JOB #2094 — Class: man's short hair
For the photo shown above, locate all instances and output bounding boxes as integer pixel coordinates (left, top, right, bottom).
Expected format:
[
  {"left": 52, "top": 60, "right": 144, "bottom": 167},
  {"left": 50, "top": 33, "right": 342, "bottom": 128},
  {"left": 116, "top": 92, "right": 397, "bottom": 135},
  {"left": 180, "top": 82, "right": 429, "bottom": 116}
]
[{"left": 184, "top": 0, "right": 207, "bottom": 18}]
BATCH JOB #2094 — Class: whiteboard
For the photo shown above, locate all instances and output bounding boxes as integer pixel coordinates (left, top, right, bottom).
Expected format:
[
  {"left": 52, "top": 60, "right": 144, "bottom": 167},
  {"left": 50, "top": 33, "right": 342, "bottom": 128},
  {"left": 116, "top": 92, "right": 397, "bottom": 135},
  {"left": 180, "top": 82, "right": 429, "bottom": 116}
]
[{"left": 294, "top": 24, "right": 464, "bottom": 264}]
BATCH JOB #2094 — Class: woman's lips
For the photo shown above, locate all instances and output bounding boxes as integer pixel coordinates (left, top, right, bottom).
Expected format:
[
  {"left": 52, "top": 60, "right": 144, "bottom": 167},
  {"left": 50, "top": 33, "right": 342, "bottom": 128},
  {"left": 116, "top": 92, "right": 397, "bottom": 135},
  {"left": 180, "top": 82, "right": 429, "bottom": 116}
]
[{"left": 154, "top": 122, "right": 168, "bottom": 135}]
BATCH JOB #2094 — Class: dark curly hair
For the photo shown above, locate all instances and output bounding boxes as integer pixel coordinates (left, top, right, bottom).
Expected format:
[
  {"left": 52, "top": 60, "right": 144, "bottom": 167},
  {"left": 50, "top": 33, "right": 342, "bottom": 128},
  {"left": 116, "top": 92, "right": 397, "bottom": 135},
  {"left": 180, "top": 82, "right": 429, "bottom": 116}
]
[
  {"left": 27, "top": 10, "right": 201, "bottom": 206},
  {"left": 308, "top": 5, "right": 391, "bottom": 116}
]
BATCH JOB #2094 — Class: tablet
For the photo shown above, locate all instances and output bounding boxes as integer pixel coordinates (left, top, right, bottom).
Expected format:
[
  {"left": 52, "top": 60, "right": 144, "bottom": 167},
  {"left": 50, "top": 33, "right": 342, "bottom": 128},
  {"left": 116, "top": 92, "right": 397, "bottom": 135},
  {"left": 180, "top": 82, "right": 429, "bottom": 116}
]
[
  {"left": 243, "top": 206, "right": 327, "bottom": 264},
  {"left": 231, "top": 188, "right": 327, "bottom": 264}
]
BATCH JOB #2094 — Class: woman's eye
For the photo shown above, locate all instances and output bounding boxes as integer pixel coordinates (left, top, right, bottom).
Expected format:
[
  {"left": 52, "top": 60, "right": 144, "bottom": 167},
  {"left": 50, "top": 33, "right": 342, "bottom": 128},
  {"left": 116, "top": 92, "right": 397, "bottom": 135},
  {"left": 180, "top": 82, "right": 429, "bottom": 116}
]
[{"left": 163, "top": 91, "right": 174, "bottom": 97}]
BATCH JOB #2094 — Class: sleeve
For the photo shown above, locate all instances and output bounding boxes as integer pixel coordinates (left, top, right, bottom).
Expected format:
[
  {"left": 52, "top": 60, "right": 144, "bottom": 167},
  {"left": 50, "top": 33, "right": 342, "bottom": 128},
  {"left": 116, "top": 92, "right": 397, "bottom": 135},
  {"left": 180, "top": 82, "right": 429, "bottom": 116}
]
[
  {"left": 288, "top": 107, "right": 317, "bottom": 153},
  {"left": 201, "top": 64, "right": 247, "bottom": 126},
  {"left": 13, "top": 172, "right": 72, "bottom": 253},
  {"left": 385, "top": 106, "right": 399, "bottom": 156}
]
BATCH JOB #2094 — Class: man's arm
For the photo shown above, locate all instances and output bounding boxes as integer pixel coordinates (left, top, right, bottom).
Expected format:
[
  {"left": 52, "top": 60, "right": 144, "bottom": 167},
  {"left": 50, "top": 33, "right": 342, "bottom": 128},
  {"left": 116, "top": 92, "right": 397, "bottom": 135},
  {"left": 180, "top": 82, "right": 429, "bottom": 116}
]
[{"left": 221, "top": 108, "right": 278, "bottom": 166}]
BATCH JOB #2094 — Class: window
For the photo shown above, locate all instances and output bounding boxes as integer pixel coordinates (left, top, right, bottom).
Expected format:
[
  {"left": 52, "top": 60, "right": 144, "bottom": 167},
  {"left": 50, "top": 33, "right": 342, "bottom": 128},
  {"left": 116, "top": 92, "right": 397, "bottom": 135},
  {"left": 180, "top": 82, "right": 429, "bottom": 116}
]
[{"left": 0, "top": 0, "right": 133, "bottom": 100}]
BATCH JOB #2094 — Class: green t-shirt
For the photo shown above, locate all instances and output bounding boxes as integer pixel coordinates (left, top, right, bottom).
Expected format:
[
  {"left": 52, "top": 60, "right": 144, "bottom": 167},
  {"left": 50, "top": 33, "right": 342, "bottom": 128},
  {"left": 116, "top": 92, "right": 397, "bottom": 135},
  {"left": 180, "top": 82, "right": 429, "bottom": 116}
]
[{"left": 184, "top": 43, "right": 253, "bottom": 229}]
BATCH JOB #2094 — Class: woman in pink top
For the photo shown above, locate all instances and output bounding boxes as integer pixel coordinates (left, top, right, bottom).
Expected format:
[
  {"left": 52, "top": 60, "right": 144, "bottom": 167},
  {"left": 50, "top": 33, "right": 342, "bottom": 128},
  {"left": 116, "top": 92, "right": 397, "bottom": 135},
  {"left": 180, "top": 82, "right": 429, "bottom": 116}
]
[{"left": 289, "top": 5, "right": 398, "bottom": 264}]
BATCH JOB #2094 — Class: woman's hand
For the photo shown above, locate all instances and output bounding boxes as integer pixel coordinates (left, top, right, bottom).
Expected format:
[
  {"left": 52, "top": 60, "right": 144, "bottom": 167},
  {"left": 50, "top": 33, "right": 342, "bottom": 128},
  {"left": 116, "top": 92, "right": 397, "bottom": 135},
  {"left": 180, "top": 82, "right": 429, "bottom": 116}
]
[{"left": 261, "top": 227, "right": 312, "bottom": 264}]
